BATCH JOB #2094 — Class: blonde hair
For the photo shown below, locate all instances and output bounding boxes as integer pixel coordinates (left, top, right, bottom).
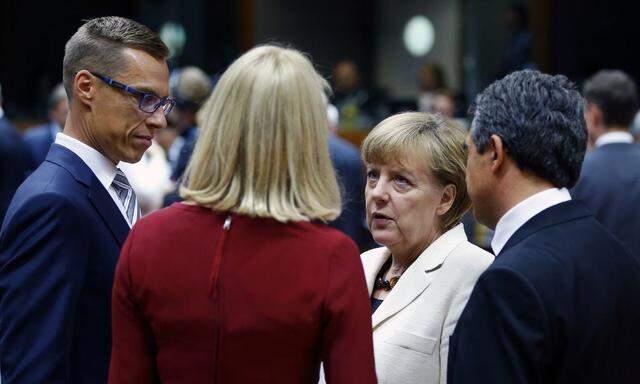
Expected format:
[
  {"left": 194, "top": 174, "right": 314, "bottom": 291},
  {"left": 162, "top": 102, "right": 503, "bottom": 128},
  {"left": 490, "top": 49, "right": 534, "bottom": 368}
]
[
  {"left": 180, "top": 45, "right": 341, "bottom": 222},
  {"left": 361, "top": 112, "right": 470, "bottom": 232}
]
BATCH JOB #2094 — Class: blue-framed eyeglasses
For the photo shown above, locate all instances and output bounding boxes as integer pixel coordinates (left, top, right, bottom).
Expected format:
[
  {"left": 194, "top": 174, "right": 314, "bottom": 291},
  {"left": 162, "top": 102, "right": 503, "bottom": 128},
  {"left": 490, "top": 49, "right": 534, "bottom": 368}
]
[{"left": 90, "top": 72, "right": 176, "bottom": 116}]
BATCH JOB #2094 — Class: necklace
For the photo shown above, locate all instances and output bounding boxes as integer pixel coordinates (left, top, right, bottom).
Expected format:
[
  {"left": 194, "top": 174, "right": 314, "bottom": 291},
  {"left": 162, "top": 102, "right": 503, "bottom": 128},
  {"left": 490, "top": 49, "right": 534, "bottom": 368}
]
[
  {"left": 374, "top": 258, "right": 402, "bottom": 291},
  {"left": 374, "top": 275, "right": 401, "bottom": 291}
]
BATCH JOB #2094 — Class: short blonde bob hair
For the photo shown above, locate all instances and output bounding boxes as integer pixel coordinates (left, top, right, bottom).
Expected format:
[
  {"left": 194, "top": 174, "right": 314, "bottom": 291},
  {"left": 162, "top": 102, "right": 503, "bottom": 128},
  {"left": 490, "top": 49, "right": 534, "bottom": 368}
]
[
  {"left": 180, "top": 45, "right": 341, "bottom": 222},
  {"left": 361, "top": 112, "right": 471, "bottom": 232}
]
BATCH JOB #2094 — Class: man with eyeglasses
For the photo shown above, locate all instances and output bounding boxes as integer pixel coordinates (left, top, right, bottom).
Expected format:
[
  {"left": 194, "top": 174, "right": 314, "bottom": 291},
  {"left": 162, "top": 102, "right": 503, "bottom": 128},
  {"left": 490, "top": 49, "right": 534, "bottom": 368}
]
[{"left": 0, "top": 17, "right": 172, "bottom": 383}]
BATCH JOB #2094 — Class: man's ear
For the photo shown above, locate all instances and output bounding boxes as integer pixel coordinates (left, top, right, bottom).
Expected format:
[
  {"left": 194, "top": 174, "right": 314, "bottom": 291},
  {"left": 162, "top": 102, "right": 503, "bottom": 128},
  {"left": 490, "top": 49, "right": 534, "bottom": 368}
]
[
  {"left": 587, "top": 102, "right": 604, "bottom": 128},
  {"left": 436, "top": 183, "right": 456, "bottom": 216},
  {"left": 74, "top": 70, "right": 95, "bottom": 109},
  {"left": 489, "top": 134, "right": 505, "bottom": 173}
]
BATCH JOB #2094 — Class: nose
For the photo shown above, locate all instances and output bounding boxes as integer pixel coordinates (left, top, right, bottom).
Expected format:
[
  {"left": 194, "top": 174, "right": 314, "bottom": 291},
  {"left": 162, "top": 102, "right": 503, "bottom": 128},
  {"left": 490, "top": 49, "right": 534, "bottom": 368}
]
[
  {"left": 369, "top": 178, "right": 390, "bottom": 203},
  {"left": 146, "top": 108, "right": 168, "bottom": 130}
]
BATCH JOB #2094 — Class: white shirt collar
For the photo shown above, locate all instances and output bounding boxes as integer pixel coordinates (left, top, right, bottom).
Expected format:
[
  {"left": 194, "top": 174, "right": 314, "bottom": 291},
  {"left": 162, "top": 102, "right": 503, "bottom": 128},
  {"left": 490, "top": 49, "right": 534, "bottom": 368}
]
[
  {"left": 0, "top": 106, "right": 4, "bottom": 119},
  {"left": 491, "top": 188, "right": 571, "bottom": 255},
  {"left": 54, "top": 132, "right": 118, "bottom": 192},
  {"left": 595, "top": 131, "right": 634, "bottom": 147}
]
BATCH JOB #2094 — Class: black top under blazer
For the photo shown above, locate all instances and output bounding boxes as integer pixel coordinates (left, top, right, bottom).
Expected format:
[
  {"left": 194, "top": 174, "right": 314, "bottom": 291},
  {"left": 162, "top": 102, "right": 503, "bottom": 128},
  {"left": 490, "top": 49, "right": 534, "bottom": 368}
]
[{"left": 447, "top": 200, "right": 640, "bottom": 384}]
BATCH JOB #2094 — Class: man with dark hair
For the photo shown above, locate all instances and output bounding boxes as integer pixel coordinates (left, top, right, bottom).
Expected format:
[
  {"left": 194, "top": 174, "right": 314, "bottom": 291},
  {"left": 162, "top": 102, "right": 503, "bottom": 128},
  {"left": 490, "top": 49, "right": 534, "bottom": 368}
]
[
  {"left": 572, "top": 70, "right": 640, "bottom": 257},
  {"left": 448, "top": 69, "right": 640, "bottom": 383},
  {"left": 0, "top": 17, "right": 173, "bottom": 383},
  {"left": 0, "top": 83, "right": 33, "bottom": 223},
  {"left": 23, "top": 83, "right": 69, "bottom": 166}
]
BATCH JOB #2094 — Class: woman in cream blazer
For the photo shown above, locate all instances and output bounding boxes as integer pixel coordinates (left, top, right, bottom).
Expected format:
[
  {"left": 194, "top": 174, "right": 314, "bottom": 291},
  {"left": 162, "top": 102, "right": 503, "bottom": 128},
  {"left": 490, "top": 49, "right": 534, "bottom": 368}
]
[
  {"left": 362, "top": 224, "right": 492, "bottom": 383},
  {"left": 358, "top": 112, "right": 493, "bottom": 384}
]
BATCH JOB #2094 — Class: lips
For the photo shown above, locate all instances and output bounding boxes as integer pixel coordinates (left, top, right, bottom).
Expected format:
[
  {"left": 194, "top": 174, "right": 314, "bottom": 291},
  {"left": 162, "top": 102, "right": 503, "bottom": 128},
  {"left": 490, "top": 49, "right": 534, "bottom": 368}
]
[
  {"left": 371, "top": 212, "right": 394, "bottom": 228},
  {"left": 372, "top": 212, "right": 392, "bottom": 220},
  {"left": 133, "top": 135, "right": 153, "bottom": 148}
]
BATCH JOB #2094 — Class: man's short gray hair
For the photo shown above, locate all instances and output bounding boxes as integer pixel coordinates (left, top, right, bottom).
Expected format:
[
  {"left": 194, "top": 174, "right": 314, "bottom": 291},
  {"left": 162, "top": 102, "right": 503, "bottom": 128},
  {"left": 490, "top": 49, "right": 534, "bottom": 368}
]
[{"left": 62, "top": 16, "right": 169, "bottom": 100}]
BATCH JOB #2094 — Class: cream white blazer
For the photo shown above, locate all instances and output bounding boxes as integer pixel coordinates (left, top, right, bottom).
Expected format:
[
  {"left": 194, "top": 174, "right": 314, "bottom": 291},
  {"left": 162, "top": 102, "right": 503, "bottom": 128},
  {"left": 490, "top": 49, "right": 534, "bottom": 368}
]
[{"left": 363, "top": 224, "right": 493, "bottom": 384}]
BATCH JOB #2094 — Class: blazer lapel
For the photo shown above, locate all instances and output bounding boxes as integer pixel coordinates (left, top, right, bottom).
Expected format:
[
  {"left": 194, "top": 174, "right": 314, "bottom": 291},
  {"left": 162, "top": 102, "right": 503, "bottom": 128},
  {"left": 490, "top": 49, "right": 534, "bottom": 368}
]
[
  {"left": 372, "top": 224, "right": 468, "bottom": 329},
  {"left": 46, "top": 144, "right": 129, "bottom": 246},
  {"left": 361, "top": 248, "right": 392, "bottom": 295}
]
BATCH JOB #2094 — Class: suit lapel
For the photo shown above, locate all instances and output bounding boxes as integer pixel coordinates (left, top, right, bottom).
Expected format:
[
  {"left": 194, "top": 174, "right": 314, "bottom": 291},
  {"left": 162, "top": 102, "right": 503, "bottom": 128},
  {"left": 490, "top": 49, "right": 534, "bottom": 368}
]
[
  {"left": 46, "top": 144, "right": 130, "bottom": 246},
  {"left": 500, "top": 200, "right": 591, "bottom": 255},
  {"left": 371, "top": 224, "right": 468, "bottom": 329},
  {"left": 88, "top": 176, "right": 129, "bottom": 246}
]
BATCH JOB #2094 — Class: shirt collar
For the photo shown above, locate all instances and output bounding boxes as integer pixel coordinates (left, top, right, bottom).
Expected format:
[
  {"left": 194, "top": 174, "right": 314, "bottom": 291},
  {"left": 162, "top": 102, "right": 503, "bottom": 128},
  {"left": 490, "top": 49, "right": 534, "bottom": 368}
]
[
  {"left": 491, "top": 188, "right": 571, "bottom": 255},
  {"left": 0, "top": 106, "right": 4, "bottom": 119},
  {"left": 54, "top": 132, "right": 118, "bottom": 191},
  {"left": 595, "top": 131, "right": 634, "bottom": 147}
]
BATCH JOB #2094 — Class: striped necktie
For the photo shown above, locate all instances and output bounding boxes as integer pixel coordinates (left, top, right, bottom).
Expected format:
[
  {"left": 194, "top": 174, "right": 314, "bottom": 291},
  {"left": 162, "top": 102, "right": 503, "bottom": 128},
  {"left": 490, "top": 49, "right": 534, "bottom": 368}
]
[{"left": 111, "top": 168, "right": 140, "bottom": 225}]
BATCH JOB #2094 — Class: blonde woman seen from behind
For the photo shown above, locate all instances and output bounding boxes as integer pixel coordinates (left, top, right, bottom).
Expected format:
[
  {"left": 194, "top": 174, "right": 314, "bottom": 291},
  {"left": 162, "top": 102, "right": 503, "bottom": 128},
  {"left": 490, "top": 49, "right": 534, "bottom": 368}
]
[{"left": 108, "top": 45, "right": 376, "bottom": 384}]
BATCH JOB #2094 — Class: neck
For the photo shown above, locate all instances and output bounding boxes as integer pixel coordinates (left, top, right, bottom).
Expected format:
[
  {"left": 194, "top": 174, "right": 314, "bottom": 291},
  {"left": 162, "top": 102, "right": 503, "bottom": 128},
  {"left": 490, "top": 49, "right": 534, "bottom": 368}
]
[
  {"left": 490, "top": 172, "right": 555, "bottom": 229},
  {"left": 63, "top": 111, "right": 116, "bottom": 165},
  {"left": 388, "top": 227, "right": 441, "bottom": 274}
]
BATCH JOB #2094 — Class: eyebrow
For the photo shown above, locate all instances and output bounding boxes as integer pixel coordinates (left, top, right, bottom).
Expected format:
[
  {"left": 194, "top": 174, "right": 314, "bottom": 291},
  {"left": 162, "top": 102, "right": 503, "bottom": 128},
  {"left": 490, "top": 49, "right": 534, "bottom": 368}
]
[
  {"left": 127, "top": 82, "right": 167, "bottom": 98},
  {"left": 136, "top": 87, "right": 164, "bottom": 98}
]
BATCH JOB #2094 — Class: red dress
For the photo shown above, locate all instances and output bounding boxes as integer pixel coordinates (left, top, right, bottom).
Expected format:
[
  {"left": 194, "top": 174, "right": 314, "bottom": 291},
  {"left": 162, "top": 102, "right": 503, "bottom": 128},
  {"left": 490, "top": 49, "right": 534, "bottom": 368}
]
[{"left": 108, "top": 203, "right": 376, "bottom": 383}]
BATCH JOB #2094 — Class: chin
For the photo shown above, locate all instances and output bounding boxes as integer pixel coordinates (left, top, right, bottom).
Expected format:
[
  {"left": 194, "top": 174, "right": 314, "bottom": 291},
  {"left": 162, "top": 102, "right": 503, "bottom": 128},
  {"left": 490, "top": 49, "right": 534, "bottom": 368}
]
[
  {"left": 371, "top": 232, "right": 397, "bottom": 248},
  {"left": 120, "top": 152, "right": 145, "bottom": 164}
]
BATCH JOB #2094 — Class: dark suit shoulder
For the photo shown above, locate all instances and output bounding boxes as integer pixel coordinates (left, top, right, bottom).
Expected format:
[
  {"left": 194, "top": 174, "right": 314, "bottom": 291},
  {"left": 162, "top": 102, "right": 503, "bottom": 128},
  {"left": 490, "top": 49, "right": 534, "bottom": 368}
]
[
  {"left": 329, "top": 135, "right": 362, "bottom": 169},
  {"left": 581, "top": 143, "right": 640, "bottom": 172},
  {"left": 497, "top": 213, "right": 626, "bottom": 272},
  {"left": 16, "top": 161, "right": 82, "bottom": 196},
  {"left": 493, "top": 213, "right": 640, "bottom": 313},
  {"left": 23, "top": 124, "right": 51, "bottom": 141},
  {"left": 1, "top": 186, "right": 86, "bottom": 245}
]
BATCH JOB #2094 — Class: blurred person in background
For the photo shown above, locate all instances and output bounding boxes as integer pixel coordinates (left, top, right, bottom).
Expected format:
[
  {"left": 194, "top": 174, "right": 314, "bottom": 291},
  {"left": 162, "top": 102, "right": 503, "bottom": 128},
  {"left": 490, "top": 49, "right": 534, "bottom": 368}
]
[
  {"left": 357, "top": 112, "right": 493, "bottom": 383},
  {"left": 166, "top": 66, "right": 213, "bottom": 180},
  {"left": 0, "top": 17, "right": 171, "bottom": 383},
  {"left": 162, "top": 66, "right": 214, "bottom": 206},
  {"left": 572, "top": 70, "right": 640, "bottom": 258},
  {"left": 0, "top": 82, "right": 33, "bottom": 223},
  {"left": 331, "top": 60, "right": 388, "bottom": 131},
  {"left": 326, "top": 101, "right": 375, "bottom": 251},
  {"left": 448, "top": 70, "right": 640, "bottom": 384},
  {"left": 23, "top": 82, "right": 69, "bottom": 166},
  {"left": 417, "top": 62, "right": 447, "bottom": 114},
  {"left": 496, "top": 3, "right": 534, "bottom": 78},
  {"left": 108, "top": 45, "right": 376, "bottom": 384},
  {"left": 118, "top": 139, "right": 173, "bottom": 216}
]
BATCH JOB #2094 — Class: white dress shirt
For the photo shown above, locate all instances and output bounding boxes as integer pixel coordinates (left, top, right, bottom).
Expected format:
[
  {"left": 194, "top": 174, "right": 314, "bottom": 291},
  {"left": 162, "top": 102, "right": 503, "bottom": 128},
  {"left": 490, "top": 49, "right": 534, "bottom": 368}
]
[
  {"left": 491, "top": 188, "right": 571, "bottom": 255},
  {"left": 595, "top": 131, "right": 634, "bottom": 147},
  {"left": 54, "top": 132, "right": 136, "bottom": 227}
]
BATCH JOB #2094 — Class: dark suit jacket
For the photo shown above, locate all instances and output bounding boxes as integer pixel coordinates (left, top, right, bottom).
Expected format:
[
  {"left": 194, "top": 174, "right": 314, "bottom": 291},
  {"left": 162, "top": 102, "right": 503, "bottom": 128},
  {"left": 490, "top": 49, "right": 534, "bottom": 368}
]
[
  {"left": 0, "top": 117, "right": 32, "bottom": 223},
  {"left": 23, "top": 121, "right": 58, "bottom": 166},
  {"left": 448, "top": 200, "right": 640, "bottom": 383},
  {"left": 328, "top": 135, "right": 375, "bottom": 252},
  {"left": 0, "top": 144, "right": 130, "bottom": 383},
  {"left": 572, "top": 142, "right": 640, "bottom": 258}
]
